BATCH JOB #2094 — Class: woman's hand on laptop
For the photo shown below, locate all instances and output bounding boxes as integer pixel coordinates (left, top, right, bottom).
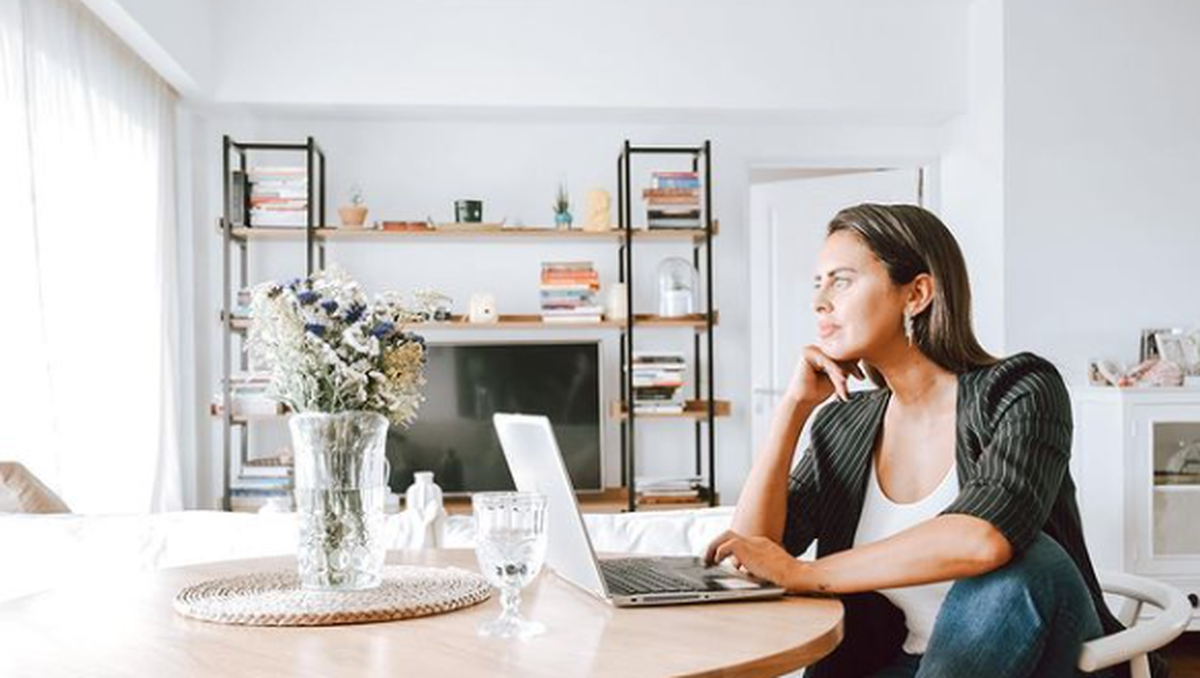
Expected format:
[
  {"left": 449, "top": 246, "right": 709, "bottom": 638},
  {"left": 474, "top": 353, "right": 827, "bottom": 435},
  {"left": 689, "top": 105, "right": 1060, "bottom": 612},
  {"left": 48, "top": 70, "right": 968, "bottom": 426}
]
[{"left": 705, "top": 530, "right": 814, "bottom": 594}]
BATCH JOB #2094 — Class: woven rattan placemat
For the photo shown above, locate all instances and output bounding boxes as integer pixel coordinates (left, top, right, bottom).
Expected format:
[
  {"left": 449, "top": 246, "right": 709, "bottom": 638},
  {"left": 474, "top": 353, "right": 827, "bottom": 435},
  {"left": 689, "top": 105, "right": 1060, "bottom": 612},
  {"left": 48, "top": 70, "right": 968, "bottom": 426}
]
[{"left": 173, "top": 566, "right": 492, "bottom": 627}]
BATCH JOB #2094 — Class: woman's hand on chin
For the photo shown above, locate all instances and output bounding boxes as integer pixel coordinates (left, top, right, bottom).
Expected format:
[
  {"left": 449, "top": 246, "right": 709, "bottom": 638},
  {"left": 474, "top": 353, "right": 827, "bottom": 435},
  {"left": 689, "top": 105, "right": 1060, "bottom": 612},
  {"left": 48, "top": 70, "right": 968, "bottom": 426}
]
[
  {"left": 704, "top": 530, "right": 818, "bottom": 594},
  {"left": 786, "top": 346, "right": 865, "bottom": 405}
]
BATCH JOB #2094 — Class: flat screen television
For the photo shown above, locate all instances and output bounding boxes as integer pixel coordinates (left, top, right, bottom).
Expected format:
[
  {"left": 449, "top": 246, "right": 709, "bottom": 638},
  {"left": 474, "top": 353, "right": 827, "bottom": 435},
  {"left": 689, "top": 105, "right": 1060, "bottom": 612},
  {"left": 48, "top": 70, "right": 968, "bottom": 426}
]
[{"left": 385, "top": 341, "right": 604, "bottom": 495}]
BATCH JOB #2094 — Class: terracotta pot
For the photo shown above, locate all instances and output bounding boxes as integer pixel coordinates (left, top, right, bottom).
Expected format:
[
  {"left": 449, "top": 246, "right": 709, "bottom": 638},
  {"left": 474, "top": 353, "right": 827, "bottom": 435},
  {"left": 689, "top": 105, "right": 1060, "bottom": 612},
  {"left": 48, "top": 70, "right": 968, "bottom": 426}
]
[{"left": 339, "top": 205, "right": 369, "bottom": 228}]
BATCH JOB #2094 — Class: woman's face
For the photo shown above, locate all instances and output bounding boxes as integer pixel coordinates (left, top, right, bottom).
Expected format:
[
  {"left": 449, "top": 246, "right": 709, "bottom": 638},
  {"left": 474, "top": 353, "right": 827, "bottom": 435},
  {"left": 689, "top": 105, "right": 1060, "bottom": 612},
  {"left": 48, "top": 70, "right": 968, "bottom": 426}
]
[{"left": 812, "top": 230, "right": 908, "bottom": 361}]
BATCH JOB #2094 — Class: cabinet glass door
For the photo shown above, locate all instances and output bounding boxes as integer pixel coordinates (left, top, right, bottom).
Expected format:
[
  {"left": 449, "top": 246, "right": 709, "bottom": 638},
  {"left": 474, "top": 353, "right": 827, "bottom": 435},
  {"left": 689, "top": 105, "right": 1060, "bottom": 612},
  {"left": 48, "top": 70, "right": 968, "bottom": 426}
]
[{"left": 1151, "top": 421, "right": 1200, "bottom": 557}]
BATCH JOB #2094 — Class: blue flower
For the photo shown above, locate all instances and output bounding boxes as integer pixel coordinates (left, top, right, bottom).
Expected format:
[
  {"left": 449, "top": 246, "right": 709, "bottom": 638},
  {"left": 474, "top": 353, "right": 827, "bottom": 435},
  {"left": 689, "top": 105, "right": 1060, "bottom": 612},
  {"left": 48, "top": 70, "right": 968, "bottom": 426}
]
[
  {"left": 344, "top": 304, "right": 365, "bottom": 324},
  {"left": 297, "top": 291, "right": 319, "bottom": 305},
  {"left": 370, "top": 322, "right": 394, "bottom": 338},
  {"left": 321, "top": 300, "right": 339, "bottom": 314},
  {"left": 305, "top": 323, "right": 326, "bottom": 337}
]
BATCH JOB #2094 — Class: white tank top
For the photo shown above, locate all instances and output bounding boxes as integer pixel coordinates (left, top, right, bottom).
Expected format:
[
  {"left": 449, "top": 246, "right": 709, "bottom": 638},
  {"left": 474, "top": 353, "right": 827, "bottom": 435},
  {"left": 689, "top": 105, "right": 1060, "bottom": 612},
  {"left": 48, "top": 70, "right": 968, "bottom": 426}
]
[{"left": 852, "top": 460, "right": 960, "bottom": 655}]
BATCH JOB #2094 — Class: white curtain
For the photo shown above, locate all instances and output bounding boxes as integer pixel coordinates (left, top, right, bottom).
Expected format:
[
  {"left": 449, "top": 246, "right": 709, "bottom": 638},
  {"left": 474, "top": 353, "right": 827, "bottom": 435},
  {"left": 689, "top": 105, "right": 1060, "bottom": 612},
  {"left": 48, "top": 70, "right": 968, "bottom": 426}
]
[{"left": 0, "top": 0, "right": 183, "bottom": 513}]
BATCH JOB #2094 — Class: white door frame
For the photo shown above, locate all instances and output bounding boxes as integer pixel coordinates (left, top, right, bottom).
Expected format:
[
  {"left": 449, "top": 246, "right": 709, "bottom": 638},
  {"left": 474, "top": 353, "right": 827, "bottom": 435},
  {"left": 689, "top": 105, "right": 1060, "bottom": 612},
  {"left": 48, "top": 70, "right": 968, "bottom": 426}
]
[{"left": 745, "top": 155, "right": 941, "bottom": 461}]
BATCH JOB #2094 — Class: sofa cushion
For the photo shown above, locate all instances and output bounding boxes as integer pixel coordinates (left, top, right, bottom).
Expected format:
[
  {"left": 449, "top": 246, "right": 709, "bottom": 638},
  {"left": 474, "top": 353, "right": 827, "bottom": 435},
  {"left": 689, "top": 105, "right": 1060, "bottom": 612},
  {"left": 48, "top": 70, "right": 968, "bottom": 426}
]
[{"left": 0, "top": 463, "right": 71, "bottom": 514}]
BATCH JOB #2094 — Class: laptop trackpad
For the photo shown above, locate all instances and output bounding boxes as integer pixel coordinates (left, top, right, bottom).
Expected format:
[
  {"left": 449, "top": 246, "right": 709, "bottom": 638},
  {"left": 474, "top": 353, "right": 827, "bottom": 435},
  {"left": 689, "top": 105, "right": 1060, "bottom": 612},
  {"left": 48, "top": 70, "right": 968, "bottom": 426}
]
[{"left": 712, "top": 577, "right": 764, "bottom": 590}]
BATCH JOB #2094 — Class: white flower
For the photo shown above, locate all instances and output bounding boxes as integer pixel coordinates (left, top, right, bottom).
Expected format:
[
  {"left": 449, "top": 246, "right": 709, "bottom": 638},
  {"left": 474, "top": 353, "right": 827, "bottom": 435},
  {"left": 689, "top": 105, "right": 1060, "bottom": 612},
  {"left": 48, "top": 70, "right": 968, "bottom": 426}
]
[{"left": 245, "top": 266, "right": 430, "bottom": 426}]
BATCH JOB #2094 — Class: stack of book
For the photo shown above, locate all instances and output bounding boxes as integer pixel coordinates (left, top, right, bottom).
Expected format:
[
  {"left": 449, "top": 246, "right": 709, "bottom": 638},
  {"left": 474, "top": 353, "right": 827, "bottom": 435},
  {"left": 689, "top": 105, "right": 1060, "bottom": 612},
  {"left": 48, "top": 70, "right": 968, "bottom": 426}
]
[
  {"left": 227, "top": 288, "right": 252, "bottom": 323},
  {"left": 248, "top": 166, "right": 309, "bottom": 228},
  {"left": 229, "top": 474, "right": 293, "bottom": 512},
  {"left": 540, "top": 261, "right": 603, "bottom": 323},
  {"left": 630, "top": 352, "right": 686, "bottom": 413},
  {"left": 635, "top": 475, "right": 704, "bottom": 504},
  {"left": 211, "top": 373, "right": 285, "bottom": 418},
  {"left": 643, "top": 171, "right": 702, "bottom": 230}
]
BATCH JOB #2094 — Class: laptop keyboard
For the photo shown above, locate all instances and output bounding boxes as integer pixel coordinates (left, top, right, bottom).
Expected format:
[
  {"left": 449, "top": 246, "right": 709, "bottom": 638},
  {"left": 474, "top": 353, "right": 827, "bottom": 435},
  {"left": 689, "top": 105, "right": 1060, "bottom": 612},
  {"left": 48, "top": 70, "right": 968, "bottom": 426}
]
[{"left": 600, "top": 558, "right": 705, "bottom": 596}]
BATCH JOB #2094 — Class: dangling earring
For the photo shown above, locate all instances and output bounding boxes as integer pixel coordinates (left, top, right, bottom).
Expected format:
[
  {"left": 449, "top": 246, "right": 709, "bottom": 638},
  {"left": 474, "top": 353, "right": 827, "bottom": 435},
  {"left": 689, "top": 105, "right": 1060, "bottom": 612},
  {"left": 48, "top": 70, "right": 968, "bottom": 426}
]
[{"left": 903, "top": 310, "right": 914, "bottom": 346}]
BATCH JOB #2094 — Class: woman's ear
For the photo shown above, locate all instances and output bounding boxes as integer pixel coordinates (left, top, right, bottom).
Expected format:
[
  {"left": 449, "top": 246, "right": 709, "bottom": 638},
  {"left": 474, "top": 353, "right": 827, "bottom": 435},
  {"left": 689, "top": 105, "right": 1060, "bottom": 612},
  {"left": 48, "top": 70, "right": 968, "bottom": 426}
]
[{"left": 907, "top": 273, "right": 936, "bottom": 316}]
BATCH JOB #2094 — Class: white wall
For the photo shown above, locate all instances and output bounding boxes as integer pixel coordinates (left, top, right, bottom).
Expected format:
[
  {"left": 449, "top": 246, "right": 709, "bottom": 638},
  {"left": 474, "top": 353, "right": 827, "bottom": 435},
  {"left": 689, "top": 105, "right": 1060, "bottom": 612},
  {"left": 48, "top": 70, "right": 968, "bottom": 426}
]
[
  {"left": 184, "top": 113, "right": 945, "bottom": 508},
  {"left": 1003, "top": 0, "right": 1200, "bottom": 384},
  {"left": 938, "top": 0, "right": 1005, "bottom": 356},
  {"left": 208, "top": 0, "right": 966, "bottom": 117},
  {"left": 158, "top": 0, "right": 973, "bottom": 508},
  {"left": 80, "top": 0, "right": 214, "bottom": 98}
]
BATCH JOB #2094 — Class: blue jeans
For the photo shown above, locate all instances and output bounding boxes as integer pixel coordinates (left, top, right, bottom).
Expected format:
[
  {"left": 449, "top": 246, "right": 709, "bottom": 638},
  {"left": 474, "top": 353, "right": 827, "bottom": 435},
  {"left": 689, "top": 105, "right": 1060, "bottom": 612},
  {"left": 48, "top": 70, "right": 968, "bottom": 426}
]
[{"left": 870, "top": 533, "right": 1112, "bottom": 678}]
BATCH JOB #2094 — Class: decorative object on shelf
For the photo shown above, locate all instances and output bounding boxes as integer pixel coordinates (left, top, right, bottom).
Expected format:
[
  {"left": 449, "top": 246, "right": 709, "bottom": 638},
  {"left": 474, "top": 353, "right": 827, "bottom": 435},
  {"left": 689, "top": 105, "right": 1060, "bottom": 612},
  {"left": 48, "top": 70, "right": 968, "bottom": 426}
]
[
  {"left": 454, "top": 199, "right": 483, "bottom": 223},
  {"left": 473, "top": 491, "right": 548, "bottom": 639},
  {"left": 583, "top": 189, "right": 612, "bottom": 232},
  {"left": 1087, "top": 357, "right": 1185, "bottom": 388},
  {"left": 468, "top": 293, "right": 498, "bottom": 323},
  {"left": 553, "top": 183, "right": 572, "bottom": 230},
  {"left": 246, "top": 267, "right": 430, "bottom": 591},
  {"left": 604, "top": 282, "right": 628, "bottom": 322},
  {"left": 1155, "top": 329, "right": 1200, "bottom": 376},
  {"left": 403, "top": 471, "right": 447, "bottom": 549},
  {"left": 1164, "top": 439, "right": 1200, "bottom": 477},
  {"left": 338, "top": 183, "right": 369, "bottom": 229},
  {"left": 657, "top": 257, "right": 697, "bottom": 318},
  {"left": 414, "top": 290, "right": 454, "bottom": 321},
  {"left": 1141, "top": 327, "right": 1175, "bottom": 362}
]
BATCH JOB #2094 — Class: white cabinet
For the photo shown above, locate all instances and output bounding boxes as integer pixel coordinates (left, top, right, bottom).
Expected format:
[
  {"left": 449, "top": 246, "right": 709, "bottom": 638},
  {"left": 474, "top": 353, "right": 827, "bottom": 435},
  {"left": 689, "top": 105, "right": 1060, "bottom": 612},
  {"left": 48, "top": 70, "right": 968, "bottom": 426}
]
[{"left": 1072, "top": 387, "right": 1200, "bottom": 628}]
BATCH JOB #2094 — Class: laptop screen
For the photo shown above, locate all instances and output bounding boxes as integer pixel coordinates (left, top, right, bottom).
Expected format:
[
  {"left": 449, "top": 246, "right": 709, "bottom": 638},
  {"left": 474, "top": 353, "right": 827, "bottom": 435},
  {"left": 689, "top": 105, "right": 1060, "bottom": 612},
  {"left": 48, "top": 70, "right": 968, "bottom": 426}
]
[{"left": 492, "top": 413, "right": 608, "bottom": 598}]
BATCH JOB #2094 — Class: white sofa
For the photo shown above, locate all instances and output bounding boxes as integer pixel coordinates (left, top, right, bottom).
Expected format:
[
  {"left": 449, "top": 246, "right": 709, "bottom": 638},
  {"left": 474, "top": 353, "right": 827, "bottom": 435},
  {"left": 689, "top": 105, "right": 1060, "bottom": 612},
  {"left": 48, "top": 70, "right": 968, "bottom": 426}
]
[{"left": 0, "top": 507, "right": 737, "bottom": 603}]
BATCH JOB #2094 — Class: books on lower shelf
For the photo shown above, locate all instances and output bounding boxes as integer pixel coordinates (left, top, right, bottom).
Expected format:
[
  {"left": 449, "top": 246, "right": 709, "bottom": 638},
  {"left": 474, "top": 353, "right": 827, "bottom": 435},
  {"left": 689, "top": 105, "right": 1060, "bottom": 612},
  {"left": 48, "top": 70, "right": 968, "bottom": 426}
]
[
  {"left": 628, "top": 352, "right": 687, "bottom": 412},
  {"left": 540, "top": 261, "right": 601, "bottom": 322},
  {"left": 635, "top": 475, "right": 705, "bottom": 503},
  {"left": 643, "top": 172, "right": 702, "bottom": 230},
  {"left": 212, "top": 373, "right": 286, "bottom": 417},
  {"left": 248, "top": 166, "right": 309, "bottom": 228}
]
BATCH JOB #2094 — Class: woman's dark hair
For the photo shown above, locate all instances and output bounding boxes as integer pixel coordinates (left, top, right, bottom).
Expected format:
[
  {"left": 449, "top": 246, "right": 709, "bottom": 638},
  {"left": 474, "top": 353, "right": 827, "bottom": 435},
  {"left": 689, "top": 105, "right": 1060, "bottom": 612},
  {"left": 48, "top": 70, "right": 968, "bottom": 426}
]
[{"left": 828, "top": 204, "right": 996, "bottom": 386}]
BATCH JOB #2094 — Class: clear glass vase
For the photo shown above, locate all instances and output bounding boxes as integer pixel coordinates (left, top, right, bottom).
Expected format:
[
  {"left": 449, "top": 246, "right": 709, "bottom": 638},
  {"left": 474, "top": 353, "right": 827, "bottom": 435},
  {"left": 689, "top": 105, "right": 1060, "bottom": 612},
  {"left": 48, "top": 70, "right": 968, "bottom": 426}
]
[{"left": 289, "top": 411, "right": 389, "bottom": 591}]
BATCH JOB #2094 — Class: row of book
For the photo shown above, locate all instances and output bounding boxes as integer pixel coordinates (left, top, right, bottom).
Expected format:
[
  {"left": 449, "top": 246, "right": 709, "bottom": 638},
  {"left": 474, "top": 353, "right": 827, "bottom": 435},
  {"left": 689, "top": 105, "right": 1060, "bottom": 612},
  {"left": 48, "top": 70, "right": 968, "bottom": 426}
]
[
  {"left": 540, "top": 261, "right": 603, "bottom": 323},
  {"left": 211, "top": 372, "right": 284, "bottom": 418},
  {"left": 635, "top": 475, "right": 705, "bottom": 503},
  {"left": 643, "top": 171, "right": 702, "bottom": 230},
  {"left": 629, "top": 351, "right": 686, "bottom": 414},
  {"left": 248, "top": 166, "right": 309, "bottom": 228}
]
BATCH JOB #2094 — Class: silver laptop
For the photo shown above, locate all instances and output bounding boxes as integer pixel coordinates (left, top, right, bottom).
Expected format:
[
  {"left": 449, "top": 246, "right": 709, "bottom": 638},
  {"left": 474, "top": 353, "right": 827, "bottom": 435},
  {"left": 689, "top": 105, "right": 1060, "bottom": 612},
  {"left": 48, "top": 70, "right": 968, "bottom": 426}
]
[{"left": 492, "top": 413, "right": 785, "bottom": 607}]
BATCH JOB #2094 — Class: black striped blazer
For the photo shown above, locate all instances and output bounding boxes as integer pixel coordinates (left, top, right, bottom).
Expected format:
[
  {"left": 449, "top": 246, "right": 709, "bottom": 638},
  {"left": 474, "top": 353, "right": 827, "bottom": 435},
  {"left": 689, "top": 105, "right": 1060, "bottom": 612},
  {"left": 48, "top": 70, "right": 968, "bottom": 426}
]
[{"left": 782, "top": 352, "right": 1139, "bottom": 675}]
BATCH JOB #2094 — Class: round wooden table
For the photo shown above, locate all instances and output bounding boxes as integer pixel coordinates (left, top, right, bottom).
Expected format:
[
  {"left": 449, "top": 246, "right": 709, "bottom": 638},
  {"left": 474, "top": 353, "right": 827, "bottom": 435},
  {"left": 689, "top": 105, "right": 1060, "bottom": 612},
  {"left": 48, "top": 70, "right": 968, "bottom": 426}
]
[{"left": 0, "top": 549, "right": 843, "bottom": 677}]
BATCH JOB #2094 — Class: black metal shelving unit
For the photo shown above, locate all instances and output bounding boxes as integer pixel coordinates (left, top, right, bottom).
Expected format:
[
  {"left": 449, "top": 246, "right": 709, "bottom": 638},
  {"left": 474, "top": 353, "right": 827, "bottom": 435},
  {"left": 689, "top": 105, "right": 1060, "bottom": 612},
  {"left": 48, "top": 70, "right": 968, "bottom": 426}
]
[
  {"left": 218, "top": 135, "right": 326, "bottom": 510},
  {"left": 617, "top": 140, "right": 718, "bottom": 512}
]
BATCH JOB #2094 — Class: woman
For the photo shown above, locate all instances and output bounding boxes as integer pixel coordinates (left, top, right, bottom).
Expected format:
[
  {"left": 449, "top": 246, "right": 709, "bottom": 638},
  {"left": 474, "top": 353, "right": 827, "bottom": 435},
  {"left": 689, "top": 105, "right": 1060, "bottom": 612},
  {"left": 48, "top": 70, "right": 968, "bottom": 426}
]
[{"left": 706, "top": 205, "right": 1148, "bottom": 677}]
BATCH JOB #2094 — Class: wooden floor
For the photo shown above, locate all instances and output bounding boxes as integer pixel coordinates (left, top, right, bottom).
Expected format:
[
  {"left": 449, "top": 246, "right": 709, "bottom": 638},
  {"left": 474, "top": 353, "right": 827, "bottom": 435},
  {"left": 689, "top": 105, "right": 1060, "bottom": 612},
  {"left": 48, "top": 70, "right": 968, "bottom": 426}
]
[{"left": 1162, "top": 632, "right": 1200, "bottom": 676}]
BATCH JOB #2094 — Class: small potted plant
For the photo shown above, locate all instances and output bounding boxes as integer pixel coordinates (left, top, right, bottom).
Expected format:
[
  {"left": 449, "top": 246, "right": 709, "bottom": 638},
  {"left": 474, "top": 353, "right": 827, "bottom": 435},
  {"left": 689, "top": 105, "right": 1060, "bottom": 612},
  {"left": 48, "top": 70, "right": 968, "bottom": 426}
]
[
  {"left": 338, "top": 183, "right": 368, "bottom": 229},
  {"left": 553, "top": 183, "right": 572, "bottom": 230}
]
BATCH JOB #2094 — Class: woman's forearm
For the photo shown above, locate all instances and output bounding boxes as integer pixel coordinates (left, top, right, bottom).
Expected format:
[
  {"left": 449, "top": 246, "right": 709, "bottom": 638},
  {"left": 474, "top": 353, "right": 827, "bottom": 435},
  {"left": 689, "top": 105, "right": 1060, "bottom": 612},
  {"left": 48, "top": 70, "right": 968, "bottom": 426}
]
[
  {"left": 730, "top": 395, "right": 818, "bottom": 542},
  {"left": 791, "top": 514, "right": 1013, "bottom": 594}
]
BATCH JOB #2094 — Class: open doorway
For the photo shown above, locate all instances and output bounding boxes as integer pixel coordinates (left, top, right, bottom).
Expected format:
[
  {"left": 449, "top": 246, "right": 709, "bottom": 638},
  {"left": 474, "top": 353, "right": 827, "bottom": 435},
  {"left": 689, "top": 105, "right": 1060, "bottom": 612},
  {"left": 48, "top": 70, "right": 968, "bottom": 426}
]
[{"left": 748, "top": 166, "right": 928, "bottom": 458}]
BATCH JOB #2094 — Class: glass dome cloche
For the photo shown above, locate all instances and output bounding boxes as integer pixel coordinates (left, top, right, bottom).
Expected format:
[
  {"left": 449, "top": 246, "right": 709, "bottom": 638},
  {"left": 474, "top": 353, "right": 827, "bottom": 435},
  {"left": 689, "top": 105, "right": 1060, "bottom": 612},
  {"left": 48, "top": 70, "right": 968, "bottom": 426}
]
[{"left": 657, "top": 257, "right": 697, "bottom": 318}]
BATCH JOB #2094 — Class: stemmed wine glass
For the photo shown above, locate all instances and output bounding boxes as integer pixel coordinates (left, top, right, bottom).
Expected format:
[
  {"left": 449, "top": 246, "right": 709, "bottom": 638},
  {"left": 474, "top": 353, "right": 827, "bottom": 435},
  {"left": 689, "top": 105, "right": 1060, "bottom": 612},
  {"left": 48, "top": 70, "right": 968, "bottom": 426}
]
[{"left": 472, "top": 491, "right": 549, "bottom": 639}]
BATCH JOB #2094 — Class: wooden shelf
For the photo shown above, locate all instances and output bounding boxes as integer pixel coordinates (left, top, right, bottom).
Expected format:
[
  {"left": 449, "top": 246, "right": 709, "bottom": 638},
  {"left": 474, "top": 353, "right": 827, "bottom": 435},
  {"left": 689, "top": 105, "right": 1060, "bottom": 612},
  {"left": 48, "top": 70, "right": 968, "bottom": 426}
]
[
  {"left": 609, "top": 399, "right": 732, "bottom": 420},
  {"left": 422, "top": 312, "right": 718, "bottom": 331},
  {"left": 228, "top": 226, "right": 317, "bottom": 241},
  {"left": 210, "top": 403, "right": 288, "bottom": 425},
  {"left": 441, "top": 488, "right": 716, "bottom": 515},
  {"left": 219, "top": 220, "right": 719, "bottom": 244},
  {"left": 225, "top": 312, "right": 718, "bottom": 333}
]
